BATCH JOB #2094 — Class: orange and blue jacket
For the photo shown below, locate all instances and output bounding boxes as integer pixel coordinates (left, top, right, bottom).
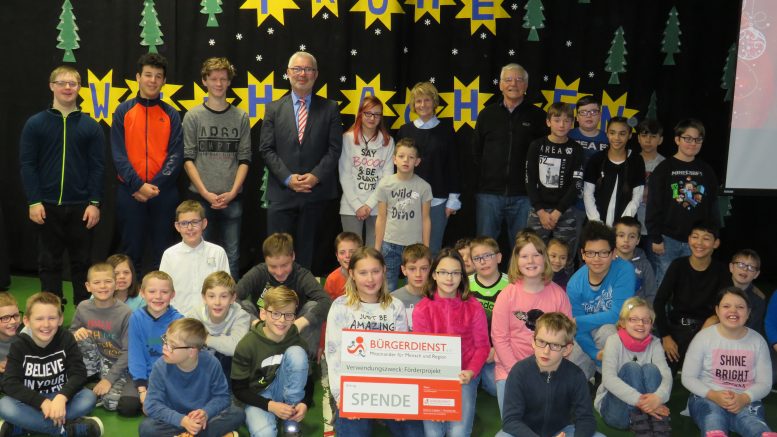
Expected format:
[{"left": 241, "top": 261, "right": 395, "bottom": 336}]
[
  {"left": 111, "top": 93, "right": 182, "bottom": 192},
  {"left": 19, "top": 107, "right": 105, "bottom": 206}
]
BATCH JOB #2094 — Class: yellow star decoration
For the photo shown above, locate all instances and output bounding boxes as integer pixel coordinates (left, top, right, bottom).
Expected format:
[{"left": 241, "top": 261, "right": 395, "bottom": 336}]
[
  {"left": 438, "top": 77, "right": 493, "bottom": 131},
  {"left": 390, "top": 88, "right": 445, "bottom": 129},
  {"left": 455, "top": 0, "right": 510, "bottom": 35},
  {"left": 601, "top": 90, "right": 639, "bottom": 123},
  {"left": 125, "top": 80, "right": 183, "bottom": 111},
  {"left": 240, "top": 0, "right": 300, "bottom": 26},
  {"left": 177, "top": 83, "right": 236, "bottom": 112},
  {"left": 311, "top": 0, "right": 338, "bottom": 17},
  {"left": 405, "top": 0, "right": 456, "bottom": 23},
  {"left": 233, "top": 72, "right": 288, "bottom": 127},
  {"left": 78, "top": 70, "right": 128, "bottom": 126},
  {"left": 537, "top": 76, "right": 590, "bottom": 112},
  {"left": 341, "top": 75, "right": 396, "bottom": 117},
  {"left": 350, "top": 0, "right": 404, "bottom": 30}
]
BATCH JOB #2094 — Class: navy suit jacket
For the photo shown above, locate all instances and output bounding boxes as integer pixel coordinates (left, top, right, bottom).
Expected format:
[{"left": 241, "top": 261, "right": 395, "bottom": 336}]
[{"left": 259, "top": 93, "right": 343, "bottom": 207}]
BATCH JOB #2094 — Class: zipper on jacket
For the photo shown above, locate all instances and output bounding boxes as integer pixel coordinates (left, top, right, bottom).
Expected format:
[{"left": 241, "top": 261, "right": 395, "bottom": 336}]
[
  {"left": 542, "top": 370, "right": 552, "bottom": 436},
  {"left": 145, "top": 98, "right": 149, "bottom": 182},
  {"left": 58, "top": 113, "right": 68, "bottom": 205}
]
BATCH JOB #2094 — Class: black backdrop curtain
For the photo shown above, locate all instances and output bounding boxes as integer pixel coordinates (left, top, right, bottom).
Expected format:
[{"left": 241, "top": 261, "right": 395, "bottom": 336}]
[{"left": 0, "top": 0, "right": 774, "bottom": 280}]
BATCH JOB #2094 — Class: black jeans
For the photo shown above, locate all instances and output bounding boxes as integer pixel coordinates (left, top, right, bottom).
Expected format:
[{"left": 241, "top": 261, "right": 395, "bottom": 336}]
[{"left": 38, "top": 203, "right": 92, "bottom": 305}]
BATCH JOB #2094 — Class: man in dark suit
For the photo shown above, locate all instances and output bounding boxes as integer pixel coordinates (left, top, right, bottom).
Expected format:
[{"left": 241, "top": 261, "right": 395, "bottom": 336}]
[{"left": 259, "top": 51, "right": 343, "bottom": 269}]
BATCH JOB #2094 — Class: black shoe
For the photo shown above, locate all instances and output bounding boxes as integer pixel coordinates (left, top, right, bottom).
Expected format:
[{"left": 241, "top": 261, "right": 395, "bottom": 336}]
[
  {"left": 629, "top": 410, "right": 652, "bottom": 437},
  {"left": 650, "top": 414, "right": 672, "bottom": 437},
  {"left": 0, "top": 420, "right": 12, "bottom": 437},
  {"left": 64, "top": 417, "right": 104, "bottom": 437},
  {"left": 282, "top": 419, "right": 302, "bottom": 436}
]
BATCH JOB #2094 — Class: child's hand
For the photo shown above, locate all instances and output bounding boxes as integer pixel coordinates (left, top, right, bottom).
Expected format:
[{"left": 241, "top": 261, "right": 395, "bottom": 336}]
[
  {"left": 596, "top": 349, "right": 604, "bottom": 361},
  {"left": 486, "top": 348, "right": 495, "bottom": 364},
  {"left": 290, "top": 402, "right": 308, "bottom": 422},
  {"left": 139, "top": 390, "right": 147, "bottom": 405},
  {"left": 652, "top": 242, "right": 665, "bottom": 256},
  {"left": 725, "top": 392, "right": 751, "bottom": 414},
  {"left": 653, "top": 404, "right": 670, "bottom": 418},
  {"left": 636, "top": 393, "right": 662, "bottom": 414},
  {"left": 188, "top": 409, "right": 208, "bottom": 426},
  {"left": 42, "top": 394, "right": 68, "bottom": 427},
  {"left": 661, "top": 336, "right": 679, "bottom": 362},
  {"left": 268, "top": 400, "right": 295, "bottom": 420},
  {"left": 201, "top": 191, "right": 220, "bottom": 208},
  {"left": 0, "top": 358, "right": 6, "bottom": 373},
  {"left": 93, "top": 378, "right": 112, "bottom": 396},
  {"left": 554, "top": 432, "right": 566, "bottom": 437},
  {"left": 459, "top": 370, "right": 474, "bottom": 385},
  {"left": 180, "top": 414, "right": 204, "bottom": 435},
  {"left": 73, "top": 327, "right": 91, "bottom": 341},
  {"left": 29, "top": 204, "right": 46, "bottom": 224},
  {"left": 355, "top": 205, "right": 371, "bottom": 220},
  {"left": 707, "top": 389, "right": 734, "bottom": 408}
]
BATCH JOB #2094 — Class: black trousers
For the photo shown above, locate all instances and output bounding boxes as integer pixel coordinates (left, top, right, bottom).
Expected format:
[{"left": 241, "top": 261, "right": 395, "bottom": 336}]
[
  {"left": 38, "top": 203, "right": 92, "bottom": 305},
  {"left": 266, "top": 198, "right": 327, "bottom": 269}
]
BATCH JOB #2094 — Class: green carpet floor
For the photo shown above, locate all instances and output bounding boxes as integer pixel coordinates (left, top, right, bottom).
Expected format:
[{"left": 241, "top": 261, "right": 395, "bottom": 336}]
[{"left": 7, "top": 275, "right": 777, "bottom": 436}]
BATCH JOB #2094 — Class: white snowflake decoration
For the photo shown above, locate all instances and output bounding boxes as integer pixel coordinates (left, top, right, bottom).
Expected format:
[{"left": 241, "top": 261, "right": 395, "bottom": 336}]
[
  {"left": 403, "top": 46, "right": 408, "bottom": 53},
  {"left": 268, "top": 28, "right": 275, "bottom": 35},
  {"left": 452, "top": 48, "right": 458, "bottom": 55},
  {"left": 511, "top": 3, "right": 518, "bottom": 10},
  {"left": 351, "top": 49, "right": 358, "bottom": 56},
  {"left": 340, "top": 76, "right": 347, "bottom": 82},
  {"left": 508, "top": 49, "right": 515, "bottom": 56},
  {"left": 588, "top": 71, "right": 595, "bottom": 78},
  {"left": 565, "top": 40, "right": 572, "bottom": 47},
  {"left": 300, "top": 44, "right": 306, "bottom": 50},
  {"left": 375, "top": 28, "right": 381, "bottom": 35},
  {"left": 480, "top": 32, "right": 487, "bottom": 39},
  {"left": 208, "top": 39, "right": 215, "bottom": 46},
  {"left": 429, "top": 77, "right": 435, "bottom": 83},
  {"left": 424, "top": 19, "right": 431, "bottom": 25},
  {"left": 236, "top": 33, "right": 243, "bottom": 40},
  {"left": 322, "top": 12, "right": 329, "bottom": 19},
  {"left": 256, "top": 54, "right": 262, "bottom": 61},
  {"left": 493, "top": 78, "right": 499, "bottom": 85},
  {"left": 283, "top": 74, "right": 288, "bottom": 80},
  {"left": 543, "top": 75, "right": 549, "bottom": 81}
]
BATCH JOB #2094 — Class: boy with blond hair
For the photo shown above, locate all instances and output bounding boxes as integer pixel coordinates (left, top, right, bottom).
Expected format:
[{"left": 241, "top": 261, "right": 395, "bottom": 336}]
[
  {"left": 0, "top": 292, "right": 103, "bottom": 436},
  {"left": 237, "top": 233, "right": 331, "bottom": 358},
  {"left": 126, "top": 271, "right": 183, "bottom": 415},
  {"left": 183, "top": 57, "right": 251, "bottom": 279},
  {"left": 232, "top": 286, "right": 312, "bottom": 437},
  {"left": 497, "top": 312, "right": 603, "bottom": 437},
  {"left": 140, "top": 318, "right": 244, "bottom": 436},
  {"left": 391, "top": 243, "right": 433, "bottom": 330},
  {"left": 70, "top": 263, "right": 134, "bottom": 413},
  {"left": 161, "top": 200, "right": 230, "bottom": 316},
  {"left": 0, "top": 292, "right": 21, "bottom": 374},
  {"left": 187, "top": 270, "right": 251, "bottom": 380},
  {"left": 526, "top": 102, "right": 583, "bottom": 255}
]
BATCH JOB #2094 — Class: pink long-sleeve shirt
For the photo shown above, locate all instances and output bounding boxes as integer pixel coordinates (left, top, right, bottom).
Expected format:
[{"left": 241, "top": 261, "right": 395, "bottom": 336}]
[
  {"left": 413, "top": 291, "right": 490, "bottom": 377},
  {"left": 491, "top": 280, "right": 572, "bottom": 381}
]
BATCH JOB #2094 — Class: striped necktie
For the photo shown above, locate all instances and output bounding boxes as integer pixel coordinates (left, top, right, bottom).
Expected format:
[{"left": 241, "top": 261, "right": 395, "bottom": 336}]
[{"left": 297, "top": 99, "right": 307, "bottom": 143}]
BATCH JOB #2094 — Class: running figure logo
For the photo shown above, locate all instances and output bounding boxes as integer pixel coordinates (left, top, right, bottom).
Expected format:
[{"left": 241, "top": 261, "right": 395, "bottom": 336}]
[{"left": 346, "top": 336, "right": 366, "bottom": 357}]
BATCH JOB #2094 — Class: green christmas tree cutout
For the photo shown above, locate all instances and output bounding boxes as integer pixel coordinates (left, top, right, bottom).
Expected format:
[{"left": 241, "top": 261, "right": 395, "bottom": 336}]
[
  {"left": 57, "top": 0, "right": 80, "bottom": 62},
  {"left": 661, "top": 6, "right": 681, "bottom": 66},
  {"left": 605, "top": 26, "right": 627, "bottom": 85},
  {"left": 260, "top": 167, "right": 269, "bottom": 209},
  {"left": 647, "top": 91, "right": 658, "bottom": 120},
  {"left": 523, "top": 0, "right": 545, "bottom": 42},
  {"left": 201, "top": 0, "right": 223, "bottom": 27},
  {"left": 140, "top": 0, "right": 164, "bottom": 53},
  {"left": 721, "top": 42, "right": 737, "bottom": 101}
]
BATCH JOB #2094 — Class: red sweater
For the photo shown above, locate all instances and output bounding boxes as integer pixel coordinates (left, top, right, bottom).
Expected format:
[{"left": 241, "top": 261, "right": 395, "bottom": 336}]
[{"left": 413, "top": 291, "right": 490, "bottom": 376}]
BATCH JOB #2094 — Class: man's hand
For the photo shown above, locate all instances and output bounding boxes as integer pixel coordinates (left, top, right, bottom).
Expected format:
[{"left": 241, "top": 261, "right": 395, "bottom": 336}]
[
  {"left": 92, "top": 379, "right": 112, "bottom": 396},
  {"left": 83, "top": 205, "right": 100, "bottom": 229},
  {"left": 29, "top": 204, "right": 46, "bottom": 224},
  {"left": 268, "top": 400, "right": 295, "bottom": 420},
  {"left": 288, "top": 174, "right": 311, "bottom": 193},
  {"left": 290, "top": 402, "right": 308, "bottom": 422},
  {"left": 662, "top": 335, "right": 679, "bottom": 362},
  {"left": 73, "top": 327, "right": 92, "bottom": 341},
  {"left": 652, "top": 242, "right": 665, "bottom": 256},
  {"left": 296, "top": 173, "right": 319, "bottom": 190}
]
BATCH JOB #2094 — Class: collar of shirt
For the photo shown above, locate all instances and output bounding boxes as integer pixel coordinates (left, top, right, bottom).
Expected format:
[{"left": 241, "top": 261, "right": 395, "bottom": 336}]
[
  {"left": 180, "top": 239, "right": 206, "bottom": 253},
  {"left": 291, "top": 91, "right": 312, "bottom": 110},
  {"left": 413, "top": 115, "right": 440, "bottom": 129}
]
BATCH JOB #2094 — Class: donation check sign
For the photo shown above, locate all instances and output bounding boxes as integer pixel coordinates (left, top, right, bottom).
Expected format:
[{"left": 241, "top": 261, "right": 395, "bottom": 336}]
[{"left": 339, "top": 329, "right": 462, "bottom": 421}]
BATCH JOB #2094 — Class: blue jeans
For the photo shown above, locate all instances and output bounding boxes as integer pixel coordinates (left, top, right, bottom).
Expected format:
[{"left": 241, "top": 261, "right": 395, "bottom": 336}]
[
  {"left": 198, "top": 196, "right": 243, "bottom": 280},
  {"left": 688, "top": 395, "right": 772, "bottom": 437},
  {"left": 496, "top": 378, "right": 507, "bottom": 417},
  {"left": 654, "top": 234, "right": 690, "bottom": 286},
  {"left": 429, "top": 203, "right": 449, "bottom": 257},
  {"left": 423, "top": 375, "right": 479, "bottom": 437},
  {"left": 0, "top": 388, "right": 96, "bottom": 435},
  {"left": 334, "top": 408, "right": 425, "bottom": 436},
  {"left": 382, "top": 241, "right": 405, "bottom": 292},
  {"left": 139, "top": 404, "right": 245, "bottom": 437},
  {"left": 475, "top": 194, "right": 531, "bottom": 250},
  {"left": 497, "top": 424, "right": 606, "bottom": 437},
  {"left": 479, "top": 361, "right": 497, "bottom": 397},
  {"left": 600, "top": 362, "right": 662, "bottom": 430},
  {"left": 244, "top": 346, "right": 309, "bottom": 437}
]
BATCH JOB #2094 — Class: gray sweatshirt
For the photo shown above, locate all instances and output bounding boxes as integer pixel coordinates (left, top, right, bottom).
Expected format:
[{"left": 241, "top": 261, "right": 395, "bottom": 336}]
[
  {"left": 69, "top": 299, "right": 132, "bottom": 384},
  {"left": 187, "top": 302, "right": 251, "bottom": 356}
]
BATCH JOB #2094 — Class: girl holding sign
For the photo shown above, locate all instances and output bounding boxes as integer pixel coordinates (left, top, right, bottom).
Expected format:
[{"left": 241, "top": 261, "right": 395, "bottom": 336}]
[
  {"left": 682, "top": 287, "right": 775, "bottom": 437},
  {"left": 413, "top": 248, "right": 489, "bottom": 437},
  {"left": 325, "top": 247, "right": 424, "bottom": 436}
]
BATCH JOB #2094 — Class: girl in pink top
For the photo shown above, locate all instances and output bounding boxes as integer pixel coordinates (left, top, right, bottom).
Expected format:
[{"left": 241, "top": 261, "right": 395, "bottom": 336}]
[
  {"left": 491, "top": 231, "right": 572, "bottom": 415},
  {"left": 414, "top": 248, "right": 489, "bottom": 437}
]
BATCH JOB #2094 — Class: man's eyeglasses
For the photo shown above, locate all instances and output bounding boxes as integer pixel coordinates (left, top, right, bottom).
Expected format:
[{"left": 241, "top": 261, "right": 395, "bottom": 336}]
[
  {"left": 578, "top": 109, "right": 600, "bottom": 116},
  {"left": 288, "top": 66, "right": 317, "bottom": 75},
  {"left": 679, "top": 135, "right": 704, "bottom": 144},
  {"left": 733, "top": 261, "right": 759, "bottom": 272},
  {"left": 435, "top": 270, "right": 462, "bottom": 279},
  {"left": 161, "top": 334, "right": 193, "bottom": 351},
  {"left": 176, "top": 219, "right": 203, "bottom": 229},
  {"left": 0, "top": 312, "right": 21, "bottom": 324},
  {"left": 363, "top": 111, "right": 382, "bottom": 119},
  {"left": 534, "top": 337, "right": 567, "bottom": 352},
  {"left": 582, "top": 249, "right": 612, "bottom": 258},
  {"left": 51, "top": 81, "right": 79, "bottom": 88},
  {"left": 266, "top": 309, "right": 296, "bottom": 321},
  {"left": 472, "top": 252, "right": 497, "bottom": 263}
]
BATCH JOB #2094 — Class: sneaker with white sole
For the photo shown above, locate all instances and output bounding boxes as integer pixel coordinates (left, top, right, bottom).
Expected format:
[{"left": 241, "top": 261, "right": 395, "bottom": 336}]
[{"left": 64, "top": 416, "right": 104, "bottom": 437}]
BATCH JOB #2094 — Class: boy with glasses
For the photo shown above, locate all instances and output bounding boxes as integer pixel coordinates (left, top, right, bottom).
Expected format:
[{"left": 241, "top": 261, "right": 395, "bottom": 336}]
[
  {"left": 232, "top": 286, "right": 311, "bottom": 437},
  {"left": 646, "top": 118, "right": 720, "bottom": 285},
  {"left": 161, "top": 200, "right": 229, "bottom": 316},
  {"left": 497, "top": 312, "right": 604, "bottom": 437},
  {"left": 0, "top": 292, "right": 21, "bottom": 375},
  {"left": 567, "top": 221, "right": 636, "bottom": 380}
]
